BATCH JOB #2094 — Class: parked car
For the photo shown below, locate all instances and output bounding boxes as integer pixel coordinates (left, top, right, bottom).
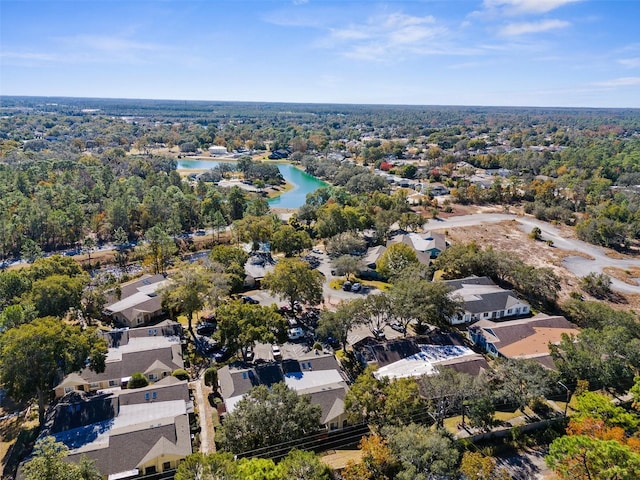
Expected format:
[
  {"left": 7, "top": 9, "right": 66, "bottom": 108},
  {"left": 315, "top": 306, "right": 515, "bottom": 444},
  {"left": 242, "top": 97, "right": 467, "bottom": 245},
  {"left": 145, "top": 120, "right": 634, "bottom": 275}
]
[
  {"left": 287, "top": 318, "right": 299, "bottom": 327},
  {"left": 271, "top": 344, "right": 282, "bottom": 360},
  {"left": 196, "top": 322, "right": 216, "bottom": 336},
  {"left": 288, "top": 327, "right": 305, "bottom": 341},
  {"left": 372, "top": 328, "right": 386, "bottom": 340},
  {"left": 389, "top": 322, "right": 404, "bottom": 333},
  {"left": 342, "top": 281, "right": 352, "bottom": 291},
  {"left": 213, "top": 346, "right": 231, "bottom": 362},
  {"left": 351, "top": 282, "right": 362, "bottom": 292},
  {"left": 241, "top": 295, "right": 259, "bottom": 304}
]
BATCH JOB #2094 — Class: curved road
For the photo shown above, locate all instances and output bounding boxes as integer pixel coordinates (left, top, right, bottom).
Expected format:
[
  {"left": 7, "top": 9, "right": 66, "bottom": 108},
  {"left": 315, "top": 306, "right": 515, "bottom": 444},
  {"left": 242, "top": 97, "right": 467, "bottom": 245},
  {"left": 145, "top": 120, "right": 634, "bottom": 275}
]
[{"left": 425, "top": 213, "right": 640, "bottom": 294}]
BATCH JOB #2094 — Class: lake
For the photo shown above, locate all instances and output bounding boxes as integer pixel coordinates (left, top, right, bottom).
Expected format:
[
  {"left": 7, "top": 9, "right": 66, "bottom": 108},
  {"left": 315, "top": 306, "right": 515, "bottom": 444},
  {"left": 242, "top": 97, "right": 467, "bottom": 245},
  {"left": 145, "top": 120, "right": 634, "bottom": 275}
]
[{"left": 176, "top": 159, "right": 327, "bottom": 209}]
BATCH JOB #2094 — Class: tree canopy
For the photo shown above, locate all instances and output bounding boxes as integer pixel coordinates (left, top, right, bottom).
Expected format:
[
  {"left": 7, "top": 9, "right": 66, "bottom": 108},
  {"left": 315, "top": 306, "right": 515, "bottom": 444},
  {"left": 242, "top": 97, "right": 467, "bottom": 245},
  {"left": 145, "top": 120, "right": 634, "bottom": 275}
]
[
  {"left": 0, "top": 318, "right": 107, "bottom": 425},
  {"left": 217, "top": 383, "right": 322, "bottom": 454},
  {"left": 262, "top": 257, "right": 324, "bottom": 311}
]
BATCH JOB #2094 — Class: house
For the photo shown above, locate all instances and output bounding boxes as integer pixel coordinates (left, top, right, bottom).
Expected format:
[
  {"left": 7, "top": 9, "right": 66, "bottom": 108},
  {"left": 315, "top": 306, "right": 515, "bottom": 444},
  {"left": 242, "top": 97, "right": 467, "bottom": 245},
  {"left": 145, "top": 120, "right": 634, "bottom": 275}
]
[
  {"left": 387, "top": 230, "right": 448, "bottom": 260},
  {"left": 386, "top": 234, "right": 432, "bottom": 265},
  {"left": 468, "top": 313, "right": 580, "bottom": 368},
  {"left": 29, "top": 388, "right": 192, "bottom": 479},
  {"left": 354, "top": 334, "right": 489, "bottom": 381},
  {"left": 422, "top": 231, "right": 447, "bottom": 258},
  {"left": 429, "top": 185, "right": 450, "bottom": 196},
  {"left": 443, "top": 276, "right": 530, "bottom": 325},
  {"left": 244, "top": 252, "right": 276, "bottom": 288},
  {"left": 363, "top": 245, "right": 386, "bottom": 270},
  {"left": 209, "top": 145, "right": 228, "bottom": 155},
  {"left": 54, "top": 322, "right": 184, "bottom": 398},
  {"left": 217, "top": 354, "right": 350, "bottom": 431},
  {"left": 103, "top": 274, "right": 170, "bottom": 327}
]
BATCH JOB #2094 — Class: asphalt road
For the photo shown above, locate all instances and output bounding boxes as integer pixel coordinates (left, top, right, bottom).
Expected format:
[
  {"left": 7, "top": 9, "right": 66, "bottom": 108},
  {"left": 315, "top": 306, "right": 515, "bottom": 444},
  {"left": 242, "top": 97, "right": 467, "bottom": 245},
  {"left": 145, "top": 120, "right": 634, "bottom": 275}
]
[{"left": 425, "top": 213, "right": 640, "bottom": 294}]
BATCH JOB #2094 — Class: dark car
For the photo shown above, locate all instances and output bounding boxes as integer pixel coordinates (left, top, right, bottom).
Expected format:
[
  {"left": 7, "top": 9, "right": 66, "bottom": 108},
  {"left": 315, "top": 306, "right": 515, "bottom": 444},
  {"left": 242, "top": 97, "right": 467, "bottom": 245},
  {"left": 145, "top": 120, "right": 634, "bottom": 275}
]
[
  {"left": 213, "top": 346, "right": 231, "bottom": 362},
  {"left": 342, "top": 281, "right": 352, "bottom": 291},
  {"left": 241, "top": 296, "right": 259, "bottom": 304},
  {"left": 196, "top": 322, "right": 216, "bottom": 336}
]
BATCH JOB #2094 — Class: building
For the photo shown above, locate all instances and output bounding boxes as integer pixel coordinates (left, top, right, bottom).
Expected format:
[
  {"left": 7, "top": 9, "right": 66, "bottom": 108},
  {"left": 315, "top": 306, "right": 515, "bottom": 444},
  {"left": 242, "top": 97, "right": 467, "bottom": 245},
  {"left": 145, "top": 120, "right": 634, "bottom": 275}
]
[
  {"left": 354, "top": 334, "right": 489, "bottom": 381},
  {"left": 387, "top": 231, "right": 447, "bottom": 259},
  {"left": 217, "top": 354, "right": 350, "bottom": 431},
  {"left": 209, "top": 145, "right": 228, "bottom": 155},
  {"left": 243, "top": 252, "right": 276, "bottom": 288},
  {"left": 443, "top": 276, "right": 530, "bottom": 325},
  {"left": 468, "top": 313, "right": 580, "bottom": 368},
  {"left": 54, "top": 321, "right": 184, "bottom": 398},
  {"left": 103, "top": 274, "right": 170, "bottom": 327},
  {"left": 31, "top": 386, "right": 192, "bottom": 479}
]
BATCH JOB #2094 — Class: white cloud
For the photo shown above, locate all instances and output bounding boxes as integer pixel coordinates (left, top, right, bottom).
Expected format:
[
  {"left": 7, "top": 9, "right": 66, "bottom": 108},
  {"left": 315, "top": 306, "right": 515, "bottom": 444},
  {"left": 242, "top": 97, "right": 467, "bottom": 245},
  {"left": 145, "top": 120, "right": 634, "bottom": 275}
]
[
  {"left": 618, "top": 58, "right": 640, "bottom": 69},
  {"left": 483, "top": 0, "right": 582, "bottom": 15},
  {"left": 594, "top": 77, "right": 640, "bottom": 87},
  {"left": 500, "top": 19, "right": 570, "bottom": 36},
  {"left": 292, "top": 0, "right": 309, "bottom": 4},
  {"left": 323, "top": 12, "right": 452, "bottom": 61}
]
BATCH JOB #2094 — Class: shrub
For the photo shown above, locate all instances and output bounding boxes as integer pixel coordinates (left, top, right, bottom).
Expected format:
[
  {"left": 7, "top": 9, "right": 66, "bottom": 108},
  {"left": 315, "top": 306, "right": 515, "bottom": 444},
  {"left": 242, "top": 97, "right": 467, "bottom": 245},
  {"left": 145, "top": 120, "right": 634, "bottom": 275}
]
[
  {"left": 128, "top": 372, "right": 148, "bottom": 389},
  {"left": 172, "top": 369, "right": 189, "bottom": 381},
  {"left": 204, "top": 366, "right": 218, "bottom": 387}
]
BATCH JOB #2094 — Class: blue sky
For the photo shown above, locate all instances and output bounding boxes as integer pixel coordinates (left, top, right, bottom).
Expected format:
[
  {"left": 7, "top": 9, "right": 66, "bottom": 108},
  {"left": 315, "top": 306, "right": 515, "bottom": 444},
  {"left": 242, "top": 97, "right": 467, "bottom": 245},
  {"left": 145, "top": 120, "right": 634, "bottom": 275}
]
[{"left": 1, "top": 0, "right": 639, "bottom": 108}]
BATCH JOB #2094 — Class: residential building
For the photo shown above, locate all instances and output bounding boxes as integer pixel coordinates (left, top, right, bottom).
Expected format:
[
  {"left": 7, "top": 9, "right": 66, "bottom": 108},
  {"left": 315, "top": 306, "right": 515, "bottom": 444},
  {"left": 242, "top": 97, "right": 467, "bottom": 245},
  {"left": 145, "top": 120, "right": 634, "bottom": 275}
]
[
  {"left": 103, "top": 274, "right": 170, "bottom": 327},
  {"left": 54, "top": 321, "right": 184, "bottom": 398},
  {"left": 387, "top": 230, "right": 447, "bottom": 259},
  {"left": 29, "top": 387, "right": 192, "bottom": 479},
  {"left": 217, "top": 354, "right": 350, "bottom": 431},
  {"left": 468, "top": 313, "right": 580, "bottom": 368},
  {"left": 443, "top": 276, "right": 530, "bottom": 325}
]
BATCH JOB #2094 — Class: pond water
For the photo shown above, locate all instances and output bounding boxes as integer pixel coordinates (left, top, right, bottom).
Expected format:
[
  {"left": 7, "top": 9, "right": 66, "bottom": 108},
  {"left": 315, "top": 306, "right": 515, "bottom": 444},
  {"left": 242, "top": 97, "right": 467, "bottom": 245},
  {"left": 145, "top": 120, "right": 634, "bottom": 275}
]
[{"left": 176, "top": 159, "right": 326, "bottom": 209}]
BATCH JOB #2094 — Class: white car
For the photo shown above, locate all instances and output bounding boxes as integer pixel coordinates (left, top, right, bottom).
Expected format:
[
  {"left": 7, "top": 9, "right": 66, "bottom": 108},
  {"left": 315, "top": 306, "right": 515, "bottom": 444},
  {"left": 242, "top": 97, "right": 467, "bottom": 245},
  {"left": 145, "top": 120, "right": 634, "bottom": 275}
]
[
  {"left": 271, "top": 344, "right": 282, "bottom": 360},
  {"left": 288, "top": 327, "right": 305, "bottom": 341}
]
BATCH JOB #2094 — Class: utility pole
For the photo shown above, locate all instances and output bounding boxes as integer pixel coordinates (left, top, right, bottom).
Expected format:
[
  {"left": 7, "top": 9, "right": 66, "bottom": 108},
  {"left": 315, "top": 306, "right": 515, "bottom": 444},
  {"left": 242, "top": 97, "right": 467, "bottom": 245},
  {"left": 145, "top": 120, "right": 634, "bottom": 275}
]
[{"left": 558, "top": 381, "right": 571, "bottom": 418}]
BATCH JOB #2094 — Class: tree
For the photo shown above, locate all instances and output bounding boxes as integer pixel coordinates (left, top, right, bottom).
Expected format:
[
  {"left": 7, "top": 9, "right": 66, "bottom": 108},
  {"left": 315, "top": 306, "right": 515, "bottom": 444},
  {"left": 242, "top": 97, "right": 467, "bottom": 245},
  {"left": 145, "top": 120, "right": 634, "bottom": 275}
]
[
  {"left": 275, "top": 449, "right": 331, "bottom": 480},
  {"left": 22, "top": 437, "right": 102, "bottom": 480},
  {"left": 216, "top": 301, "right": 285, "bottom": 359},
  {"left": 571, "top": 391, "right": 639, "bottom": 431},
  {"left": 161, "top": 263, "right": 229, "bottom": 331},
  {"left": 144, "top": 225, "right": 177, "bottom": 274},
  {"left": 460, "top": 452, "right": 510, "bottom": 480},
  {"left": 262, "top": 257, "right": 323, "bottom": 311},
  {"left": 82, "top": 236, "right": 97, "bottom": 267},
  {"left": 418, "top": 368, "right": 474, "bottom": 428},
  {"left": 233, "top": 214, "right": 276, "bottom": 251},
  {"left": 342, "top": 434, "right": 397, "bottom": 480},
  {"left": 0, "top": 270, "right": 31, "bottom": 307},
  {"left": 271, "top": 225, "right": 312, "bottom": 257},
  {"left": 384, "top": 423, "right": 460, "bottom": 480},
  {"left": 218, "top": 383, "right": 321, "bottom": 454},
  {"left": 325, "top": 231, "right": 366, "bottom": 257},
  {"left": 356, "top": 293, "right": 393, "bottom": 336},
  {"left": 546, "top": 435, "right": 640, "bottom": 480},
  {"left": 331, "top": 255, "right": 363, "bottom": 281},
  {"left": 491, "top": 358, "right": 555, "bottom": 414},
  {"left": 0, "top": 303, "right": 37, "bottom": 331},
  {"left": 175, "top": 452, "right": 237, "bottom": 480},
  {"left": 390, "top": 277, "right": 462, "bottom": 333},
  {"left": 377, "top": 242, "right": 419, "bottom": 279},
  {"left": 0, "top": 318, "right": 107, "bottom": 425},
  {"left": 316, "top": 301, "right": 360, "bottom": 350},
  {"left": 28, "top": 274, "right": 87, "bottom": 318},
  {"left": 579, "top": 272, "right": 613, "bottom": 299}
]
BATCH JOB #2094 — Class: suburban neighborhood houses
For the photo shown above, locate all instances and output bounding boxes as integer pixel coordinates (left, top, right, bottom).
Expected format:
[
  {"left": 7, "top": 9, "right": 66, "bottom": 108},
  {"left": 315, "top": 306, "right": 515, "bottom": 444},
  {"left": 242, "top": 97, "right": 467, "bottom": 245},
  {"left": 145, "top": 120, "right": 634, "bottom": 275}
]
[{"left": 1, "top": 97, "right": 640, "bottom": 480}]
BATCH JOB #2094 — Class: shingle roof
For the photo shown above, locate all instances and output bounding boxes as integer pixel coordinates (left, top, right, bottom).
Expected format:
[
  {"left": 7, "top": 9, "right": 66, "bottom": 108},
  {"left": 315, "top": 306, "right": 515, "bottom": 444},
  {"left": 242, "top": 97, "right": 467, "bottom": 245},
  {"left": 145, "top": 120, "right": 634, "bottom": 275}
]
[{"left": 472, "top": 314, "right": 579, "bottom": 359}]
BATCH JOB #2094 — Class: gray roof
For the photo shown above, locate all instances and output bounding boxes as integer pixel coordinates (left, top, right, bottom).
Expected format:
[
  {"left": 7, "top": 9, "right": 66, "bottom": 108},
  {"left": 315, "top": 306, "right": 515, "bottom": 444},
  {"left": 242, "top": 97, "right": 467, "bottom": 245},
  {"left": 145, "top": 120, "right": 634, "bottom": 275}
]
[
  {"left": 116, "top": 377, "right": 190, "bottom": 407},
  {"left": 444, "top": 276, "right": 528, "bottom": 314},
  {"left": 104, "top": 274, "right": 169, "bottom": 323},
  {"left": 102, "top": 320, "right": 183, "bottom": 348},
  {"left": 80, "top": 343, "right": 183, "bottom": 384}
]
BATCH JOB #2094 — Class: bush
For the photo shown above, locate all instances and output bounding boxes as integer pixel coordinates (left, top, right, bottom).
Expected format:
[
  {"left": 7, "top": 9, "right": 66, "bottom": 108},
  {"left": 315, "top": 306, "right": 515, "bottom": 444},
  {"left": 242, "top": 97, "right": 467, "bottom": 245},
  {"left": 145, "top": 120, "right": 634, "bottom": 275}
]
[
  {"left": 172, "top": 368, "right": 189, "bottom": 381},
  {"left": 579, "top": 272, "right": 612, "bottom": 299},
  {"left": 128, "top": 372, "right": 148, "bottom": 389},
  {"left": 204, "top": 366, "right": 218, "bottom": 387}
]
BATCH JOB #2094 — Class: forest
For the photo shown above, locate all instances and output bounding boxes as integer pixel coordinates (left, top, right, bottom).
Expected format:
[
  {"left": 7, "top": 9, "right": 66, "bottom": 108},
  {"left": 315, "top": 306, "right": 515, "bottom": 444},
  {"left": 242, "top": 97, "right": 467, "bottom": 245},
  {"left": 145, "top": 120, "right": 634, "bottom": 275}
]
[{"left": 1, "top": 96, "right": 639, "bottom": 264}]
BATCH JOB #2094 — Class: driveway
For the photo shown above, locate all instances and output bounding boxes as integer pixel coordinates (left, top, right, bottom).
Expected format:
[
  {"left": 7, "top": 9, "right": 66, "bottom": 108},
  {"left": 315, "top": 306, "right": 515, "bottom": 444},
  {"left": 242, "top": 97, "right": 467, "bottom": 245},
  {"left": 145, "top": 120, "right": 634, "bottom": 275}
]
[{"left": 426, "top": 213, "right": 640, "bottom": 294}]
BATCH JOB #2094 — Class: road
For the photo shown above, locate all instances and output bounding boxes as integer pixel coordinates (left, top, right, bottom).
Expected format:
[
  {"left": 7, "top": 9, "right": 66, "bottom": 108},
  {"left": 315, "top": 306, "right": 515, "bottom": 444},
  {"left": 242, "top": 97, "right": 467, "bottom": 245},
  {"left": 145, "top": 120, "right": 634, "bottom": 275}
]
[{"left": 425, "top": 213, "right": 640, "bottom": 294}]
